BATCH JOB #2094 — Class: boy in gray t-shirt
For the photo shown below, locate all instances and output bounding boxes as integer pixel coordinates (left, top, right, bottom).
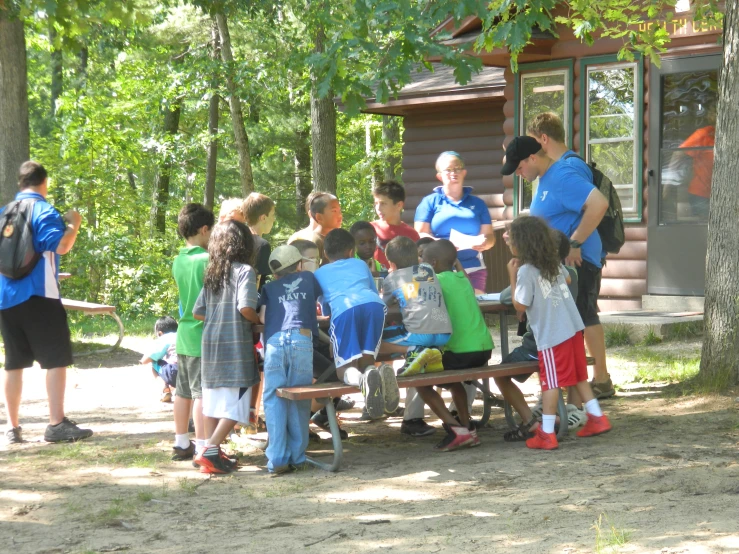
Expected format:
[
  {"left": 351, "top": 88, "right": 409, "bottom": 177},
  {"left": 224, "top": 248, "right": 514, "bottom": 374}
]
[{"left": 380, "top": 237, "right": 452, "bottom": 377}]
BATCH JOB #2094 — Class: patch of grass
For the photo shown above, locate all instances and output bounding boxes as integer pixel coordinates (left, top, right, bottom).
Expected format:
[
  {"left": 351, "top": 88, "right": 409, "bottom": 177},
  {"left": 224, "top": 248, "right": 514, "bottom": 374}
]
[
  {"left": 665, "top": 365, "right": 735, "bottom": 396},
  {"left": 633, "top": 352, "right": 700, "bottom": 384},
  {"left": 640, "top": 328, "right": 663, "bottom": 346},
  {"left": 593, "top": 513, "right": 631, "bottom": 553},
  {"left": 68, "top": 312, "right": 162, "bottom": 338},
  {"left": 605, "top": 325, "right": 631, "bottom": 347},
  {"left": 137, "top": 491, "right": 154, "bottom": 502},
  {"left": 94, "top": 497, "right": 139, "bottom": 527},
  {"left": 15, "top": 441, "right": 169, "bottom": 469},
  {"left": 665, "top": 321, "right": 703, "bottom": 341},
  {"left": 178, "top": 478, "right": 199, "bottom": 496}
]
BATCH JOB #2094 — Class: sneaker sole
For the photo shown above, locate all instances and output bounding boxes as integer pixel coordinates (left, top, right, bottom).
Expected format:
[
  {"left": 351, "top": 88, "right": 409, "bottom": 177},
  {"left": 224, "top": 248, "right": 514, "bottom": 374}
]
[
  {"left": 378, "top": 363, "right": 400, "bottom": 414},
  {"left": 577, "top": 426, "right": 612, "bottom": 438},
  {"left": 44, "top": 432, "right": 94, "bottom": 443},
  {"left": 400, "top": 428, "right": 437, "bottom": 438},
  {"left": 363, "top": 368, "right": 385, "bottom": 419}
]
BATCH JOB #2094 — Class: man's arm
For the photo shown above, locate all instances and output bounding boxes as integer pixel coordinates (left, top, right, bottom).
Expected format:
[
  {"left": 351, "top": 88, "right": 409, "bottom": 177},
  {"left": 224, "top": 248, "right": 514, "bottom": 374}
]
[
  {"left": 567, "top": 189, "right": 608, "bottom": 266},
  {"left": 55, "top": 210, "right": 82, "bottom": 255}
]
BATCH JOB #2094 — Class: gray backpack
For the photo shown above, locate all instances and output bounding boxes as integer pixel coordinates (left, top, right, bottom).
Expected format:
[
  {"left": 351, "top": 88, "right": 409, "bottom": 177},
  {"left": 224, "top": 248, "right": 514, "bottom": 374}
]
[{"left": 0, "top": 199, "right": 41, "bottom": 279}]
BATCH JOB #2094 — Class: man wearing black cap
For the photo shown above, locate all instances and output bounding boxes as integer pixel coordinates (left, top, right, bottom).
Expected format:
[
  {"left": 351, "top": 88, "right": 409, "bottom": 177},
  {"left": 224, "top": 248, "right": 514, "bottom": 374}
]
[{"left": 502, "top": 136, "right": 612, "bottom": 400}]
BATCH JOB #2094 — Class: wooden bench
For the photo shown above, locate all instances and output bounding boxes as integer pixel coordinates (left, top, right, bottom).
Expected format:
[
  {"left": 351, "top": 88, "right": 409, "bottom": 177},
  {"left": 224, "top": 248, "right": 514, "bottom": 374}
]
[
  {"left": 62, "top": 299, "right": 125, "bottom": 356},
  {"left": 277, "top": 357, "right": 594, "bottom": 472}
]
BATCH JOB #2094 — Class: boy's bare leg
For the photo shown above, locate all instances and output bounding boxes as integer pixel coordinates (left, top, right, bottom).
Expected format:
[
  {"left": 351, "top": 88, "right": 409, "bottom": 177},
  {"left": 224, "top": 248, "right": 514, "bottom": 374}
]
[
  {"left": 250, "top": 380, "right": 264, "bottom": 422},
  {"left": 358, "top": 354, "right": 376, "bottom": 371},
  {"left": 584, "top": 324, "right": 609, "bottom": 382},
  {"left": 448, "top": 383, "right": 470, "bottom": 426},
  {"left": 495, "top": 376, "right": 534, "bottom": 422},
  {"left": 416, "top": 386, "right": 461, "bottom": 427},
  {"left": 204, "top": 412, "right": 219, "bottom": 439},
  {"left": 207, "top": 418, "right": 237, "bottom": 446},
  {"left": 566, "top": 385, "right": 583, "bottom": 408},
  {"left": 173, "top": 396, "right": 192, "bottom": 435},
  {"left": 541, "top": 388, "right": 559, "bottom": 417},
  {"left": 3, "top": 369, "right": 23, "bottom": 429},
  {"left": 573, "top": 380, "right": 596, "bottom": 405},
  {"left": 46, "top": 368, "right": 66, "bottom": 425}
]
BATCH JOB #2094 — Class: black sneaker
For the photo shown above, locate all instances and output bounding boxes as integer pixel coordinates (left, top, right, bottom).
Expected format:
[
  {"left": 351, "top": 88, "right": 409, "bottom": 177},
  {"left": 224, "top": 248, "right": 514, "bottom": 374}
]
[
  {"left": 5, "top": 426, "right": 24, "bottom": 444},
  {"left": 43, "top": 418, "right": 93, "bottom": 443},
  {"left": 193, "top": 447, "right": 234, "bottom": 475},
  {"left": 400, "top": 418, "right": 436, "bottom": 437},
  {"left": 310, "top": 411, "right": 349, "bottom": 440},
  {"left": 361, "top": 367, "right": 385, "bottom": 419},
  {"left": 335, "top": 396, "right": 355, "bottom": 412},
  {"left": 172, "top": 441, "right": 196, "bottom": 461}
]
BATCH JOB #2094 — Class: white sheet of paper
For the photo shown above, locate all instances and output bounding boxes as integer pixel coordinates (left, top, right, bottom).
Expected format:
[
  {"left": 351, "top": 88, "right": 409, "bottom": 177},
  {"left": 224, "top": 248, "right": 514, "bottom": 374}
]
[
  {"left": 476, "top": 293, "right": 501, "bottom": 302},
  {"left": 449, "top": 228, "right": 485, "bottom": 250}
]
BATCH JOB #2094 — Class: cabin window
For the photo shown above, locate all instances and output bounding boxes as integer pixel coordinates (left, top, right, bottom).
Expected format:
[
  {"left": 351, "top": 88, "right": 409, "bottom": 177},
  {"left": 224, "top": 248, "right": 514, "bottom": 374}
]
[
  {"left": 518, "top": 69, "right": 571, "bottom": 211},
  {"left": 584, "top": 63, "right": 639, "bottom": 216}
]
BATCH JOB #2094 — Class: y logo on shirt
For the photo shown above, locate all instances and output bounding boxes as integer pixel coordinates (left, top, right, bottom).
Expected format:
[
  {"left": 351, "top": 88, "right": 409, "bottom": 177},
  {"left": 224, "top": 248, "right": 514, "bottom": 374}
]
[
  {"left": 279, "top": 278, "right": 307, "bottom": 302},
  {"left": 540, "top": 191, "right": 548, "bottom": 202}
]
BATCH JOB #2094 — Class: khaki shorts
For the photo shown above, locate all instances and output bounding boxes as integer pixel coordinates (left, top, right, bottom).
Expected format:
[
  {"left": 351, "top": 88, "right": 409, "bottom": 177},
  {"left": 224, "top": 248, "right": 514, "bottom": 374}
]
[{"left": 176, "top": 355, "right": 202, "bottom": 399}]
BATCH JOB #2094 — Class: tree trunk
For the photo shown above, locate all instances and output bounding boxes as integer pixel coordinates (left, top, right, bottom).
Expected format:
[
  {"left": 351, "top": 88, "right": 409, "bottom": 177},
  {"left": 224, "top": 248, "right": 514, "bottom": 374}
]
[
  {"left": 382, "top": 115, "right": 401, "bottom": 181},
  {"left": 310, "top": 22, "right": 337, "bottom": 194},
  {"left": 215, "top": 12, "right": 254, "bottom": 196},
  {"left": 0, "top": 14, "right": 30, "bottom": 205},
  {"left": 294, "top": 128, "right": 311, "bottom": 227},
  {"left": 204, "top": 18, "right": 220, "bottom": 210},
  {"left": 50, "top": 22, "right": 62, "bottom": 118},
  {"left": 153, "top": 102, "right": 182, "bottom": 234},
  {"left": 700, "top": 0, "right": 739, "bottom": 384}
]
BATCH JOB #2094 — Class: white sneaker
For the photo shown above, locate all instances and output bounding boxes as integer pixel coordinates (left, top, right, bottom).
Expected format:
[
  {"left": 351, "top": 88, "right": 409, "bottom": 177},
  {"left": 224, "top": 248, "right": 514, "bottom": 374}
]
[{"left": 566, "top": 404, "right": 588, "bottom": 430}]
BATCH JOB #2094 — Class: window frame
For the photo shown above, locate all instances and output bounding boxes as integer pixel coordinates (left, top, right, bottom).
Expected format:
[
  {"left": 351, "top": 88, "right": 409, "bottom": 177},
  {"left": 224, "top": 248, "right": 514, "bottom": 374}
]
[
  {"left": 579, "top": 54, "right": 645, "bottom": 223},
  {"left": 513, "top": 59, "right": 574, "bottom": 216}
]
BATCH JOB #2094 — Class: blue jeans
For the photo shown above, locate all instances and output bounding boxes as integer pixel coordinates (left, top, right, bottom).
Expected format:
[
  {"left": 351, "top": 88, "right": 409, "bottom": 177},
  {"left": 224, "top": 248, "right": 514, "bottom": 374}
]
[{"left": 263, "top": 329, "right": 314, "bottom": 471}]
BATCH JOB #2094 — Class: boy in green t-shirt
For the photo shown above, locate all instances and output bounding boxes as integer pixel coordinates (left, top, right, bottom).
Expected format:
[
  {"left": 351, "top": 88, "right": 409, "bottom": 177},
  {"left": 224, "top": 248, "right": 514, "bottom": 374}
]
[
  {"left": 422, "top": 239, "right": 494, "bottom": 450},
  {"left": 171, "top": 203, "right": 214, "bottom": 463}
]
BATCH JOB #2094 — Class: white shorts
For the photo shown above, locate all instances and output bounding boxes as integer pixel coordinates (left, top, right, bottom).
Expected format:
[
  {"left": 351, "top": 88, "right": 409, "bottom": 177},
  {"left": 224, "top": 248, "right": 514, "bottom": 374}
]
[{"left": 202, "top": 386, "right": 253, "bottom": 423}]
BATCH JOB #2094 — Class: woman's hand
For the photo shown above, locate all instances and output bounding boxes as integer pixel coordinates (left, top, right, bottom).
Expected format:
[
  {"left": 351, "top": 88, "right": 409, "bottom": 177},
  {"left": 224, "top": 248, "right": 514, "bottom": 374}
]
[{"left": 472, "top": 233, "right": 496, "bottom": 252}]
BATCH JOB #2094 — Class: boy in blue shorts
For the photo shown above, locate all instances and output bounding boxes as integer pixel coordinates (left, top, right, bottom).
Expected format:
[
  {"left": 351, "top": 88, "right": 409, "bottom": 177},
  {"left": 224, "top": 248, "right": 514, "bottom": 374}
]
[
  {"left": 140, "top": 316, "right": 179, "bottom": 403},
  {"left": 314, "top": 229, "right": 399, "bottom": 420},
  {"left": 258, "top": 245, "right": 322, "bottom": 474}
]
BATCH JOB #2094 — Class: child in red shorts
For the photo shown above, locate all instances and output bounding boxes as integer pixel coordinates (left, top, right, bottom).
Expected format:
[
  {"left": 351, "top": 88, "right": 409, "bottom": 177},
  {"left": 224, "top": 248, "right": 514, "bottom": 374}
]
[{"left": 506, "top": 216, "right": 611, "bottom": 450}]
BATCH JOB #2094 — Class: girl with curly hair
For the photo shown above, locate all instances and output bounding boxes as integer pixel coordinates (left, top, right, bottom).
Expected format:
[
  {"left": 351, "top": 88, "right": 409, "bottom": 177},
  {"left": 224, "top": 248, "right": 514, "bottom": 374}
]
[
  {"left": 507, "top": 216, "right": 611, "bottom": 451},
  {"left": 192, "top": 220, "right": 261, "bottom": 473}
]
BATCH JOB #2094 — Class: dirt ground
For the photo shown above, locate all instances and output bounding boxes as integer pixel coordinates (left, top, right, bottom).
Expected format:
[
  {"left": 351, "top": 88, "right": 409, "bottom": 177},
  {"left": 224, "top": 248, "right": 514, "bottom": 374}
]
[{"left": 1, "top": 333, "right": 738, "bottom": 554}]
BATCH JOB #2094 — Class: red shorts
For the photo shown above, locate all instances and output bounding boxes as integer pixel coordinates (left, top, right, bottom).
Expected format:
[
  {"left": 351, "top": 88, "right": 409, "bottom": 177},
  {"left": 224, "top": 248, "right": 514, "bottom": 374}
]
[{"left": 537, "top": 332, "right": 587, "bottom": 391}]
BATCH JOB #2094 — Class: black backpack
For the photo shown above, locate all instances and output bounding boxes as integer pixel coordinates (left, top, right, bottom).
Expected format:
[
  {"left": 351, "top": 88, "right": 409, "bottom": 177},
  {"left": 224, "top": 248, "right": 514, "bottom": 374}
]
[
  {"left": 0, "top": 198, "right": 41, "bottom": 279},
  {"left": 563, "top": 153, "right": 625, "bottom": 254}
]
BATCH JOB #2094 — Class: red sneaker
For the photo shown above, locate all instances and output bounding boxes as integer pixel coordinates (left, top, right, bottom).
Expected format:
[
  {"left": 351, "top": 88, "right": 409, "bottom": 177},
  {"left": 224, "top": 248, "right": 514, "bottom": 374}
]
[
  {"left": 526, "top": 427, "right": 559, "bottom": 450},
  {"left": 434, "top": 424, "right": 474, "bottom": 452},
  {"left": 577, "top": 414, "right": 612, "bottom": 437},
  {"left": 193, "top": 448, "right": 234, "bottom": 474},
  {"left": 467, "top": 425, "right": 481, "bottom": 448}
]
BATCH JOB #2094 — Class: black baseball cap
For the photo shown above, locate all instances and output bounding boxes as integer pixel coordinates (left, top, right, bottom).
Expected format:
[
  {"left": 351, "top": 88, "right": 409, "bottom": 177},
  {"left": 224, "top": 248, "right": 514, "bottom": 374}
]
[{"left": 501, "top": 136, "right": 543, "bottom": 175}]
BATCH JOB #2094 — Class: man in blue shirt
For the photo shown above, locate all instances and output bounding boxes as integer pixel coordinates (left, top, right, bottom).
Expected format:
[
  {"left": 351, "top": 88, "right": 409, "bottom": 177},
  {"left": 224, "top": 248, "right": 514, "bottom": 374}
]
[
  {"left": 0, "top": 161, "right": 92, "bottom": 444},
  {"left": 502, "top": 134, "right": 613, "bottom": 401},
  {"left": 526, "top": 113, "right": 614, "bottom": 399}
]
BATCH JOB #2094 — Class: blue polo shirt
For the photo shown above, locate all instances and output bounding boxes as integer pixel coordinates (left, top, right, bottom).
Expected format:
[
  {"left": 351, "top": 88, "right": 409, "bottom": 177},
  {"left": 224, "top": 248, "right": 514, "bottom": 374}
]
[
  {"left": 529, "top": 162, "right": 603, "bottom": 268},
  {"left": 0, "top": 192, "right": 66, "bottom": 310},
  {"left": 414, "top": 186, "right": 492, "bottom": 271}
]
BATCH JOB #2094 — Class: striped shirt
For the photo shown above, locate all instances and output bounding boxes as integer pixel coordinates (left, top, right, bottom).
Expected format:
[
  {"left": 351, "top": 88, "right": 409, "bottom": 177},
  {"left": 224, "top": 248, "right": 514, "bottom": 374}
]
[{"left": 193, "top": 262, "right": 259, "bottom": 389}]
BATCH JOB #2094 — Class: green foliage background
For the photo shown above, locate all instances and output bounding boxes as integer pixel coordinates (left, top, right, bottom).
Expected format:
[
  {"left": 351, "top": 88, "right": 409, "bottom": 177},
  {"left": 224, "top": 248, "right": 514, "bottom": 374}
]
[{"left": 23, "top": 4, "right": 402, "bottom": 318}]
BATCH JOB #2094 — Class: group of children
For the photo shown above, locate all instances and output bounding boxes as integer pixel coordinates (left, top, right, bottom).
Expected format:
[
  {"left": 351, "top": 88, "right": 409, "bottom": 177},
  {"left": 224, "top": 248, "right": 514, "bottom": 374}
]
[{"left": 155, "top": 170, "right": 611, "bottom": 475}]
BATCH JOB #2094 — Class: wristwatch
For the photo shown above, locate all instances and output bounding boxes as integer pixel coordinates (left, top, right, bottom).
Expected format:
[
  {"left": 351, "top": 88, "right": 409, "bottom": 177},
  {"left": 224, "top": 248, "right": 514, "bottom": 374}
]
[{"left": 569, "top": 239, "right": 583, "bottom": 249}]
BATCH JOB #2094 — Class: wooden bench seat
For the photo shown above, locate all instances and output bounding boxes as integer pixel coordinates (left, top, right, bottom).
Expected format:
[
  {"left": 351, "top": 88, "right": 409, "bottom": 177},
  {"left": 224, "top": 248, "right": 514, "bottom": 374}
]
[
  {"left": 62, "top": 299, "right": 125, "bottom": 355},
  {"left": 277, "top": 356, "right": 594, "bottom": 472}
]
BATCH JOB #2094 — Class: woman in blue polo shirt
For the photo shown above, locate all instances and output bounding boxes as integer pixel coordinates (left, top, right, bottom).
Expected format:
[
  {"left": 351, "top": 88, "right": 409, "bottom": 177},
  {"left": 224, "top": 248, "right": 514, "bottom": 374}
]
[{"left": 414, "top": 151, "right": 496, "bottom": 293}]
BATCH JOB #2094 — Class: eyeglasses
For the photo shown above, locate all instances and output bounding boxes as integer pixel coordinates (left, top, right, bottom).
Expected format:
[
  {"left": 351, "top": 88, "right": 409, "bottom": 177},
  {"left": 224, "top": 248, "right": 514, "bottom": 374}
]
[{"left": 440, "top": 167, "right": 464, "bottom": 175}]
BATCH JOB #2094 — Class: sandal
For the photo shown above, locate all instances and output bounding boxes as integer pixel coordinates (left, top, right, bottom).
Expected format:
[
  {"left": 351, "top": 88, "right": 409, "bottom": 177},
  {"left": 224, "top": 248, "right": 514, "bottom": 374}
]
[{"left": 503, "top": 418, "right": 537, "bottom": 442}]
